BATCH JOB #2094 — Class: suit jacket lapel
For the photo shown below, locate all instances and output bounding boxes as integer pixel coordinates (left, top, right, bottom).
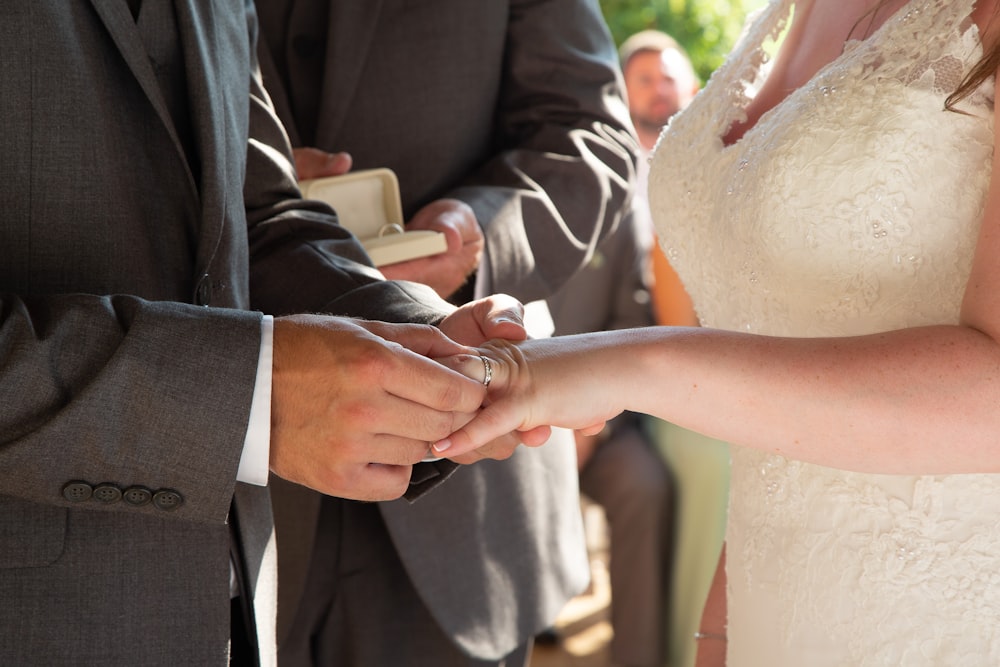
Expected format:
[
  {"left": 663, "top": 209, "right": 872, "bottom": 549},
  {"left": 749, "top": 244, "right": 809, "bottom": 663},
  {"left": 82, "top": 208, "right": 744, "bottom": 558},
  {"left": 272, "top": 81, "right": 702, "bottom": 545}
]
[
  {"left": 87, "top": 0, "right": 199, "bottom": 197},
  {"left": 314, "top": 0, "right": 384, "bottom": 148}
]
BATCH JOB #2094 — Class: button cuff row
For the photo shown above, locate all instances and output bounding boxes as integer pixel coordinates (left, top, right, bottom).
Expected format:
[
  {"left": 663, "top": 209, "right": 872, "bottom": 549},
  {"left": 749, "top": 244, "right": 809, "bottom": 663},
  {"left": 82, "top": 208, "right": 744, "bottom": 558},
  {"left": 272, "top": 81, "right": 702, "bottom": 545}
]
[{"left": 62, "top": 481, "right": 183, "bottom": 511}]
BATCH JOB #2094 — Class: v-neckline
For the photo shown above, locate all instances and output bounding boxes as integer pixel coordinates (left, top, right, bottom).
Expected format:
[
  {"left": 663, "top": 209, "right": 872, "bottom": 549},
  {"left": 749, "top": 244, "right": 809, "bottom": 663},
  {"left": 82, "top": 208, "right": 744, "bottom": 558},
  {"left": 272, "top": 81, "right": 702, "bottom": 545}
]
[{"left": 718, "top": 0, "right": 926, "bottom": 150}]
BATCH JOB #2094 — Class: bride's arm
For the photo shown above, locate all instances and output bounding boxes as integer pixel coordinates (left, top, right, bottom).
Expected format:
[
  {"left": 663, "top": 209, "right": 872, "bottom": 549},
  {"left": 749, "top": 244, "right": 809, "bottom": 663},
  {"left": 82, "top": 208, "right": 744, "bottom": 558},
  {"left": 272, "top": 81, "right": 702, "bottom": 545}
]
[
  {"left": 434, "top": 315, "right": 1000, "bottom": 475},
  {"left": 432, "top": 84, "right": 1000, "bottom": 473}
]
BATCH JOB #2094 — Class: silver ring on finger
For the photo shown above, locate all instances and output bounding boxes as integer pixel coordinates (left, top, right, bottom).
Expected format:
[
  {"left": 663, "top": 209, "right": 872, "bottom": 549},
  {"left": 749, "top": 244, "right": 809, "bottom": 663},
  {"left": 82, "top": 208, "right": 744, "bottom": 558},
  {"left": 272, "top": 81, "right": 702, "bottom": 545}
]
[{"left": 478, "top": 354, "right": 493, "bottom": 388}]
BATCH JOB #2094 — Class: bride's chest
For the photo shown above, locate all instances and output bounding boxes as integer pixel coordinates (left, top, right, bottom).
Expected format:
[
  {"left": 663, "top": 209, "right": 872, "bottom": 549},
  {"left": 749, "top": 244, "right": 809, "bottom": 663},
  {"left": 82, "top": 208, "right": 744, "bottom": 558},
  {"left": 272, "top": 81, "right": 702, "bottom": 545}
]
[{"left": 648, "top": 5, "right": 993, "bottom": 333}]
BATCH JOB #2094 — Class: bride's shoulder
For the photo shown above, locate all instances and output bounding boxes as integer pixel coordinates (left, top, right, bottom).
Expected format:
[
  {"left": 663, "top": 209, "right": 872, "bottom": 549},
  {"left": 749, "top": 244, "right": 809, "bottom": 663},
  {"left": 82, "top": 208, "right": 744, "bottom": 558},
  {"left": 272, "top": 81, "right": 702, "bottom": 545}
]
[{"left": 973, "top": 0, "right": 1000, "bottom": 37}]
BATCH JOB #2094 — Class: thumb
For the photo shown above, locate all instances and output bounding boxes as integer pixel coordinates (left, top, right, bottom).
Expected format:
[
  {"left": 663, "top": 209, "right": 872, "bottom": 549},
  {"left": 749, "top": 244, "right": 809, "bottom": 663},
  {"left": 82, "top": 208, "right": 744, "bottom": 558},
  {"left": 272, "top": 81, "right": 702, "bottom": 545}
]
[
  {"left": 294, "top": 147, "right": 353, "bottom": 180},
  {"left": 479, "top": 294, "right": 527, "bottom": 342}
]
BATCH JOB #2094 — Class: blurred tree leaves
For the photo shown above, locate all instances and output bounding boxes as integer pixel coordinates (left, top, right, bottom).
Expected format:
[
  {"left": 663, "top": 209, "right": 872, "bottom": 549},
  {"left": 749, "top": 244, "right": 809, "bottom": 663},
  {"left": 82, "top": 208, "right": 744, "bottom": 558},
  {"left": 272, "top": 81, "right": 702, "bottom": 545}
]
[{"left": 599, "top": 0, "right": 768, "bottom": 82}]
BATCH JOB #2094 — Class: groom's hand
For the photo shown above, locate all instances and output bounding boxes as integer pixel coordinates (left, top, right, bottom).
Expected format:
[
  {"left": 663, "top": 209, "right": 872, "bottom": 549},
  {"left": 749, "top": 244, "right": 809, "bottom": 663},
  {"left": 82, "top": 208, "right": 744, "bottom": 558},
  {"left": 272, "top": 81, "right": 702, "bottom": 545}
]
[
  {"left": 268, "top": 314, "right": 485, "bottom": 501},
  {"left": 292, "top": 147, "right": 353, "bottom": 180},
  {"left": 435, "top": 294, "right": 536, "bottom": 462},
  {"left": 379, "top": 199, "right": 484, "bottom": 300}
]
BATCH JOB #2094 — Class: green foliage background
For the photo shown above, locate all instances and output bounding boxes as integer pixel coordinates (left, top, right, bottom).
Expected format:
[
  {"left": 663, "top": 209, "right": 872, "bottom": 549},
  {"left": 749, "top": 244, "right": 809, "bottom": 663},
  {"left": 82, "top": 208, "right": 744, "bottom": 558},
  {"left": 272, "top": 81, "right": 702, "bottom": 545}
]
[{"left": 599, "top": 0, "right": 768, "bottom": 82}]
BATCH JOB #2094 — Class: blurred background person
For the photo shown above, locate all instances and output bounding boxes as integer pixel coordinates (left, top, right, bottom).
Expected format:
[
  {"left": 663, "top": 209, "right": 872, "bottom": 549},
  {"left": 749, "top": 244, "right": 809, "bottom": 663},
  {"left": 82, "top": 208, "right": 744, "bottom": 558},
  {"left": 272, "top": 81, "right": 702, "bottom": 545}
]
[
  {"left": 619, "top": 29, "right": 700, "bottom": 329},
  {"left": 620, "top": 30, "right": 700, "bottom": 157}
]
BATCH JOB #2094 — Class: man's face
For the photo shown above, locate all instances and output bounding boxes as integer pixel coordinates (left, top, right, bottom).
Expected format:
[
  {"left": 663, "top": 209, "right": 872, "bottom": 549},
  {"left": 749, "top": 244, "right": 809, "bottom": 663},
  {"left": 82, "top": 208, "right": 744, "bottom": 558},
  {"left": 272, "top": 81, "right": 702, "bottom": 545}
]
[{"left": 624, "top": 48, "right": 698, "bottom": 135}]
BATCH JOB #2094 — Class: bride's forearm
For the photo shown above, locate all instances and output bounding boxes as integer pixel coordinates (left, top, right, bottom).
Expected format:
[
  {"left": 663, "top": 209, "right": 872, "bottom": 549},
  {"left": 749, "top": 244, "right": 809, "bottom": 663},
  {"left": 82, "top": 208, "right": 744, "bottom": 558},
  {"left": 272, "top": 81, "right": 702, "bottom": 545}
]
[{"left": 616, "top": 323, "right": 1000, "bottom": 474}]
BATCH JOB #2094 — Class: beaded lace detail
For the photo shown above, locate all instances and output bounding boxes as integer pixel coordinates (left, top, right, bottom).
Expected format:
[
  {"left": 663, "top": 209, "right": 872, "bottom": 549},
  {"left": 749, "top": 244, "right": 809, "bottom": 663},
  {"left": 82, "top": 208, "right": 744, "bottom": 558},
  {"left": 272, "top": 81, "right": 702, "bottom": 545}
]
[{"left": 648, "top": 0, "right": 1000, "bottom": 664}]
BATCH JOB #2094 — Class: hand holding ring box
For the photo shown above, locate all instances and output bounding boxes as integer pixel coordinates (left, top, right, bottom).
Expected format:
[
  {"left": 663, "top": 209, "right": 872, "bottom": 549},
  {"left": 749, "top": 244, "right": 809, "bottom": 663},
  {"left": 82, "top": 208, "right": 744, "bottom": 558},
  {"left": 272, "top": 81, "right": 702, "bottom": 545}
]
[{"left": 299, "top": 168, "right": 448, "bottom": 266}]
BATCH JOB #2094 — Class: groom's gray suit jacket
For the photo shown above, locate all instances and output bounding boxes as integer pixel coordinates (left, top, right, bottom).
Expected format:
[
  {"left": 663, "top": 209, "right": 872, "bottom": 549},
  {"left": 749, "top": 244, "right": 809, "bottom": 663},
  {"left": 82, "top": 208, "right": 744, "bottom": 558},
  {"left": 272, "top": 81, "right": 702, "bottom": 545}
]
[
  {"left": 0, "top": 1, "right": 455, "bottom": 663},
  {"left": 256, "top": 0, "right": 639, "bottom": 660}
]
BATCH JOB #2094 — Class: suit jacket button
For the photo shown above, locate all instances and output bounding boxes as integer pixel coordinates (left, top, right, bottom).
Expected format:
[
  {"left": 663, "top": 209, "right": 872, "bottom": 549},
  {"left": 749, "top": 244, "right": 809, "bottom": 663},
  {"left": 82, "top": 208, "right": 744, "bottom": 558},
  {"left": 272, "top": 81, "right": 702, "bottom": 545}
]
[
  {"left": 196, "top": 276, "right": 212, "bottom": 305},
  {"left": 152, "top": 489, "right": 183, "bottom": 511},
  {"left": 62, "top": 481, "right": 93, "bottom": 502},
  {"left": 93, "top": 484, "right": 122, "bottom": 504},
  {"left": 123, "top": 486, "right": 153, "bottom": 506}
]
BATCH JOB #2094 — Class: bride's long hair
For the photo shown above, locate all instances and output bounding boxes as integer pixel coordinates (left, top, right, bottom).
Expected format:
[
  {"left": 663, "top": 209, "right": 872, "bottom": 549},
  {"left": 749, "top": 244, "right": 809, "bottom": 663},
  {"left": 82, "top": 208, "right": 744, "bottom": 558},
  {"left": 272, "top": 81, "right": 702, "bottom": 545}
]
[{"left": 852, "top": 0, "right": 1000, "bottom": 109}]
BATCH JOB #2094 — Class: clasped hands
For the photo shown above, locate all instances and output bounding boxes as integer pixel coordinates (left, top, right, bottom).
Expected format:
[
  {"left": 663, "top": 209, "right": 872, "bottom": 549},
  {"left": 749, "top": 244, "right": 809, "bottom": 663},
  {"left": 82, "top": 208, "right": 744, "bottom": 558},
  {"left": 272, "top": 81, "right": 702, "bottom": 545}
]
[
  {"left": 269, "top": 293, "right": 596, "bottom": 502},
  {"left": 275, "top": 150, "right": 621, "bottom": 501}
]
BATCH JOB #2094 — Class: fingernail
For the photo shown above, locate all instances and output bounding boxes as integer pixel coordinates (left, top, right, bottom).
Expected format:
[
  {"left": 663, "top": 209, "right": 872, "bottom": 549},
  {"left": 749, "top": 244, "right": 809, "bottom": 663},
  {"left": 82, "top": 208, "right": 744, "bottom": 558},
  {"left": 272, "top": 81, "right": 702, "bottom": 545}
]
[{"left": 432, "top": 439, "right": 452, "bottom": 454}]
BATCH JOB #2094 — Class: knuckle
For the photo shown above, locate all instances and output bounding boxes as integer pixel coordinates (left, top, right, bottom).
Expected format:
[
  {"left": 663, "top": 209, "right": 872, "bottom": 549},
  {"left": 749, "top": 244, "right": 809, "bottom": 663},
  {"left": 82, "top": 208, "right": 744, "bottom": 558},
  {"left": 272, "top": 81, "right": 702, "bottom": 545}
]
[
  {"left": 423, "top": 412, "right": 456, "bottom": 442},
  {"left": 365, "top": 467, "right": 411, "bottom": 502},
  {"left": 314, "top": 464, "right": 352, "bottom": 498},
  {"left": 437, "top": 380, "right": 469, "bottom": 412},
  {"left": 345, "top": 342, "right": 391, "bottom": 379},
  {"left": 485, "top": 442, "right": 517, "bottom": 461},
  {"left": 339, "top": 399, "right": 378, "bottom": 432}
]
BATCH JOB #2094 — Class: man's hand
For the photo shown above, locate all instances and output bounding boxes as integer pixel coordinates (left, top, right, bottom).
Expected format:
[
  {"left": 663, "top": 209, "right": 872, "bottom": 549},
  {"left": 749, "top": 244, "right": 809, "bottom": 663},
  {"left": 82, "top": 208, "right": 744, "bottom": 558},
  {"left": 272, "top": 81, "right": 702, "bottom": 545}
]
[
  {"left": 290, "top": 148, "right": 482, "bottom": 300},
  {"left": 269, "top": 315, "right": 485, "bottom": 501},
  {"left": 437, "top": 293, "right": 527, "bottom": 349},
  {"left": 292, "top": 147, "right": 353, "bottom": 180},
  {"left": 435, "top": 294, "right": 537, "bottom": 463},
  {"left": 380, "top": 199, "right": 484, "bottom": 299}
]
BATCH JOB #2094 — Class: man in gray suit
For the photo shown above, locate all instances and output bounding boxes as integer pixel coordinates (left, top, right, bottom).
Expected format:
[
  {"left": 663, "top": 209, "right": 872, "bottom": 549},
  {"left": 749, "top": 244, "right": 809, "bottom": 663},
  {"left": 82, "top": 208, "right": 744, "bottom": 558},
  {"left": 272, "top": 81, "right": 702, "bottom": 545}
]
[
  {"left": 254, "top": 1, "right": 639, "bottom": 665},
  {"left": 0, "top": 1, "right": 528, "bottom": 664}
]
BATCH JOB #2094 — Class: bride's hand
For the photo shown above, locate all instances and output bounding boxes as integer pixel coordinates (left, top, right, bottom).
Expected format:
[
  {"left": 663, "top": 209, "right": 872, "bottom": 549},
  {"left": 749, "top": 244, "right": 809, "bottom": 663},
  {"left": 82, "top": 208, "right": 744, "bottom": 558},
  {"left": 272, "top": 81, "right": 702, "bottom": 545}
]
[
  {"left": 433, "top": 294, "right": 531, "bottom": 463},
  {"left": 431, "top": 336, "right": 623, "bottom": 459}
]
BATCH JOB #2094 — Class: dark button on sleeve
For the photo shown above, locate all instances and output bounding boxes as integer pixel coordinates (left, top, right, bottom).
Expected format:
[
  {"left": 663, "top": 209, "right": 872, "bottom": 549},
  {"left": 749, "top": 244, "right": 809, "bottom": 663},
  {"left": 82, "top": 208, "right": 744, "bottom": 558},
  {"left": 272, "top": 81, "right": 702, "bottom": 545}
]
[
  {"left": 123, "top": 486, "right": 153, "bottom": 506},
  {"left": 152, "top": 489, "right": 184, "bottom": 511},
  {"left": 93, "top": 484, "right": 123, "bottom": 504},
  {"left": 196, "top": 275, "right": 212, "bottom": 306},
  {"left": 62, "top": 481, "right": 93, "bottom": 502}
]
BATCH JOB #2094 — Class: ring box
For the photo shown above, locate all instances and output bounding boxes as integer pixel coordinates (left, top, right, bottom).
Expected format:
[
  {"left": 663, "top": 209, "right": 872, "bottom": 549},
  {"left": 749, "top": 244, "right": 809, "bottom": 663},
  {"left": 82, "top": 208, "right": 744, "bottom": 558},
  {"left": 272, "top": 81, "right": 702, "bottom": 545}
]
[{"left": 299, "top": 168, "right": 447, "bottom": 266}]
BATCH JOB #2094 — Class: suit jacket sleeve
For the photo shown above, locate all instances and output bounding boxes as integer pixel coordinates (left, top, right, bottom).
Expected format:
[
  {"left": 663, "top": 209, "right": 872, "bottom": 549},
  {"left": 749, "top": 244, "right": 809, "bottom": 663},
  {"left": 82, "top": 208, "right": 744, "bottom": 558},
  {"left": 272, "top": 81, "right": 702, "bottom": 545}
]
[
  {"left": 448, "top": 0, "right": 640, "bottom": 303},
  {"left": 0, "top": 293, "right": 265, "bottom": 524},
  {"left": 241, "top": 4, "right": 459, "bottom": 491},
  {"left": 0, "top": 2, "right": 274, "bottom": 525},
  {"left": 0, "top": 1, "right": 451, "bottom": 523},
  {"left": 242, "top": 4, "right": 454, "bottom": 324}
]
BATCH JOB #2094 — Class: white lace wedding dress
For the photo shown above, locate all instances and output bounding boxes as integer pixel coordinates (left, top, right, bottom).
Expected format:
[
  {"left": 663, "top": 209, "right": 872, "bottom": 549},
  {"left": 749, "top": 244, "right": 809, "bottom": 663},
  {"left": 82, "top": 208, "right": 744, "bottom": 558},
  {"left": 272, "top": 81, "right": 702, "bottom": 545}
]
[{"left": 649, "top": 0, "right": 1000, "bottom": 664}]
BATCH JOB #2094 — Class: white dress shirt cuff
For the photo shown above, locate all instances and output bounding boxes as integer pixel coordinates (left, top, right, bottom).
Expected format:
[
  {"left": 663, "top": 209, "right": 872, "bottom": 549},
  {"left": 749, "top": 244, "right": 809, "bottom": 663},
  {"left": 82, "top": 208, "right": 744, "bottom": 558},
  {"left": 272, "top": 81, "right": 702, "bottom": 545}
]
[{"left": 237, "top": 314, "right": 273, "bottom": 486}]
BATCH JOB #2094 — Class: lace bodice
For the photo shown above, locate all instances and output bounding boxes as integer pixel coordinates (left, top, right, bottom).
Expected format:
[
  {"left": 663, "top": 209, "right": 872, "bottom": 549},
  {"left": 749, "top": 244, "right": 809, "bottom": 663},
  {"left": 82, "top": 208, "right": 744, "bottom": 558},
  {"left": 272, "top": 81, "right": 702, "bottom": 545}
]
[{"left": 648, "top": 0, "right": 1000, "bottom": 664}]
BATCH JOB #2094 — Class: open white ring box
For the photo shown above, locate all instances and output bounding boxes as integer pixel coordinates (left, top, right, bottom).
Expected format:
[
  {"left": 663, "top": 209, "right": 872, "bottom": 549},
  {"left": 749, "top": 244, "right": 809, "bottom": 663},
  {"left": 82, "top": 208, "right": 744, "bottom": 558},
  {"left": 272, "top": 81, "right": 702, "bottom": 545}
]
[{"left": 299, "top": 168, "right": 447, "bottom": 266}]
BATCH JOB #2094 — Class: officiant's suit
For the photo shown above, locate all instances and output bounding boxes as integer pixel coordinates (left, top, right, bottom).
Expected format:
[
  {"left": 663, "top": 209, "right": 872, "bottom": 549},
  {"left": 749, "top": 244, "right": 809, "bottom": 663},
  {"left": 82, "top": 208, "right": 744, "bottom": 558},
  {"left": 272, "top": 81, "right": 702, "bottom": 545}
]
[
  {"left": 255, "top": 1, "right": 639, "bottom": 664},
  {"left": 0, "top": 2, "right": 458, "bottom": 664}
]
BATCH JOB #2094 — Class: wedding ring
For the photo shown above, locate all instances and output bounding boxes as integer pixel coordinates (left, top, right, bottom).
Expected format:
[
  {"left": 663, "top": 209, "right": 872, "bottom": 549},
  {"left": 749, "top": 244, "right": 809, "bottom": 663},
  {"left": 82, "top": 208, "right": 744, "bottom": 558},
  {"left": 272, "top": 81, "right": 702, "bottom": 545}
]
[
  {"left": 478, "top": 354, "right": 493, "bottom": 387},
  {"left": 377, "top": 223, "right": 406, "bottom": 237}
]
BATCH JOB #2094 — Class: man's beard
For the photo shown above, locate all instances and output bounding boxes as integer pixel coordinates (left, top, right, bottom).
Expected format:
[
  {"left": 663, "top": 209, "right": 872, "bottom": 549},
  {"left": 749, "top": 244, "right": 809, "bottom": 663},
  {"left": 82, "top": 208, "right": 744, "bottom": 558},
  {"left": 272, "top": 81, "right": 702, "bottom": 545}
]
[{"left": 634, "top": 115, "right": 674, "bottom": 136}]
